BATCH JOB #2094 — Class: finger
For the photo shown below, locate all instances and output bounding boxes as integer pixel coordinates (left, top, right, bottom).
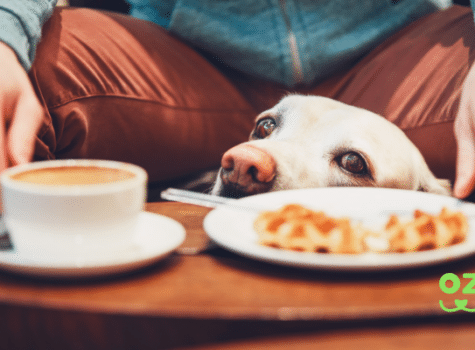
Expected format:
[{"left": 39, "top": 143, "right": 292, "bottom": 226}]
[
  {"left": 0, "top": 118, "right": 5, "bottom": 212},
  {"left": 6, "top": 92, "right": 44, "bottom": 166},
  {"left": 453, "top": 93, "right": 475, "bottom": 198},
  {"left": 0, "top": 114, "right": 7, "bottom": 174},
  {"left": 0, "top": 92, "right": 10, "bottom": 173},
  {"left": 454, "top": 136, "right": 475, "bottom": 198},
  {"left": 453, "top": 74, "right": 475, "bottom": 198}
]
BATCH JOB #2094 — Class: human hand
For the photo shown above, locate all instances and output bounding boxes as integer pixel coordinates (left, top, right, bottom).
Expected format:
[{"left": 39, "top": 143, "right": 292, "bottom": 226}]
[
  {"left": 454, "top": 63, "right": 475, "bottom": 199},
  {"left": 0, "top": 42, "right": 44, "bottom": 174}
]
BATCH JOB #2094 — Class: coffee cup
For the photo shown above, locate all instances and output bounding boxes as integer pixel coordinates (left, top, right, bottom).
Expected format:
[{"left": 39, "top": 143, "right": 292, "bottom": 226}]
[{"left": 0, "top": 159, "right": 148, "bottom": 261}]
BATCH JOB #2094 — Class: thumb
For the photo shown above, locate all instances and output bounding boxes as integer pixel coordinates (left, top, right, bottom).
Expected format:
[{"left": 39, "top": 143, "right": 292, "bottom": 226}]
[{"left": 7, "top": 93, "right": 44, "bottom": 166}]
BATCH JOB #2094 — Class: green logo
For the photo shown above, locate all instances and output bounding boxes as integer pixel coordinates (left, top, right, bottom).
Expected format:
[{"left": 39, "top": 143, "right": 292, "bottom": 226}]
[{"left": 439, "top": 273, "right": 475, "bottom": 312}]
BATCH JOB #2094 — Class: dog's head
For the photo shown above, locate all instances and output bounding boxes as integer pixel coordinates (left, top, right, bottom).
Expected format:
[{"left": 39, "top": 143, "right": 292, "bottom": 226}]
[{"left": 212, "top": 95, "right": 451, "bottom": 198}]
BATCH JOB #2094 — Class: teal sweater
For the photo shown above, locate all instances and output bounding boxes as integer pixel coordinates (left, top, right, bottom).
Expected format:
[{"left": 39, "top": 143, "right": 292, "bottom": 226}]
[{"left": 0, "top": 0, "right": 457, "bottom": 86}]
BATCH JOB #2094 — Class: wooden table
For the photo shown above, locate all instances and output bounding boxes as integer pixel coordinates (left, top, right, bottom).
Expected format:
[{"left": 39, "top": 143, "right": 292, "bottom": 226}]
[{"left": 0, "top": 202, "right": 474, "bottom": 349}]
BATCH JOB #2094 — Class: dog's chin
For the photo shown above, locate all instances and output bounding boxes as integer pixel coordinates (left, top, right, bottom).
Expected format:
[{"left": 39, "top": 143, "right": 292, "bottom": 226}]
[
  {"left": 216, "top": 185, "right": 249, "bottom": 199},
  {"left": 215, "top": 183, "right": 273, "bottom": 199}
]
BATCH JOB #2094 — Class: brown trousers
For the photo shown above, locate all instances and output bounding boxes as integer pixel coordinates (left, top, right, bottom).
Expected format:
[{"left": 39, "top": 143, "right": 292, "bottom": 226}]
[{"left": 29, "top": 5, "right": 475, "bottom": 184}]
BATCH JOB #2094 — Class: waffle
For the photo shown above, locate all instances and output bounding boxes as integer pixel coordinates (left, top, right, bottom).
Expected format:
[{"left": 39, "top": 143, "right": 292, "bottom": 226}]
[
  {"left": 254, "top": 204, "right": 468, "bottom": 254},
  {"left": 254, "top": 204, "right": 369, "bottom": 254},
  {"left": 386, "top": 207, "right": 468, "bottom": 253}
]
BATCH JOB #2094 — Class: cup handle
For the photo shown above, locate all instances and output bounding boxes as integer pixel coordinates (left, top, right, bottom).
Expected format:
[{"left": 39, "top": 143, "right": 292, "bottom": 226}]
[{"left": 0, "top": 216, "right": 13, "bottom": 251}]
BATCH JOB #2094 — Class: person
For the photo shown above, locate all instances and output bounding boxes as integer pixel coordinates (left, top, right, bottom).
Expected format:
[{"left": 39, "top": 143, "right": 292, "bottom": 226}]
[{"left": 0, "top": 0, "right": 475, "bottom": 199}]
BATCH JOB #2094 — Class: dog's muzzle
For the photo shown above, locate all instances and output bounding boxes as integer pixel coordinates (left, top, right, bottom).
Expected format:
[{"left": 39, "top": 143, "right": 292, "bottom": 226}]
[{"left": 217, "top": 144, "right": 276, "bottom": 198}]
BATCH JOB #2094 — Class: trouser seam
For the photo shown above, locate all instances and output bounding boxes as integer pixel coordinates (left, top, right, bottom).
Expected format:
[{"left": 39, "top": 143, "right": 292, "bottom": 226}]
[
  {"left": 47, "top": 93, "right": 257, "bottom": 114},
  {"left": 30, "top": 69, "right": 55, "bottom": 140}
]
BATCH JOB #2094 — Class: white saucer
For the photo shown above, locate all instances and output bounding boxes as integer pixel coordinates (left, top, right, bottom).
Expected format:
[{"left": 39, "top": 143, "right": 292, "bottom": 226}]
[{"left": 0, "top": 212, "right": 186, "bottom": 278}]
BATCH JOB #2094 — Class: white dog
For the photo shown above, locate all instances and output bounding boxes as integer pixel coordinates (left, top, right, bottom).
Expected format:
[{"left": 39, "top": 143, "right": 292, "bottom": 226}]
[{"left": 211, "top": 95, "right": 451, "bottom": 198}]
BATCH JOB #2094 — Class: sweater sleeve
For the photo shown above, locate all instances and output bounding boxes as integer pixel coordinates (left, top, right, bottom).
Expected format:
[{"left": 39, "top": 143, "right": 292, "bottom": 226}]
[{"left": 0, "top": 0, "right": 57, "bottom": 70}]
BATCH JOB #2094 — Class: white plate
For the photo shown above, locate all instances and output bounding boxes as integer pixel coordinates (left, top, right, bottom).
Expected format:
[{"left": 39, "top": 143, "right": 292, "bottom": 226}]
[
  {"left": 204, "top": 187, "right": 475, "bottom": 271},
  {"left": 0, "top": 212, "right": 185, "bottom": 277}
]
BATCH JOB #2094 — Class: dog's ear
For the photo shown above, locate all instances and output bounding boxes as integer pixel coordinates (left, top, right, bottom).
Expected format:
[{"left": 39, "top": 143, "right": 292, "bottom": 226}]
[
  {"left": 410, "top": 151, "right": 452, "bottom": 196},
  {"left": 418, "top": 177, "right": 452, "bottom": 196}
]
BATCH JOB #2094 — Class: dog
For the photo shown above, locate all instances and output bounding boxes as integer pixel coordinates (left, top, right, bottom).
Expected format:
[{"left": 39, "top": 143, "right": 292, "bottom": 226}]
[{"left": 210, "top": 94, "right": 451, "bottom": 198}]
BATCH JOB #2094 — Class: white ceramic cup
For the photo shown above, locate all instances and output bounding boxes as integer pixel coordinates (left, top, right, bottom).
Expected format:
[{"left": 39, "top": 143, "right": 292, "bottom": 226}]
[{"left": 0, "top": 159, "right": 148, "bottom": 261}]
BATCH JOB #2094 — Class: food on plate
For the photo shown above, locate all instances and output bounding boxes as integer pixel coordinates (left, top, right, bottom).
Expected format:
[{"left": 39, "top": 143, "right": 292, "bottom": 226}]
[
  {"left": 253, "top": 204, "right": 369, "bottom": 254},
  {"left": 385, "top": 207, "right": 467, "bottom": 253},
  {"left": 253, "top": 204, "right": 468, "bottom": 254}
]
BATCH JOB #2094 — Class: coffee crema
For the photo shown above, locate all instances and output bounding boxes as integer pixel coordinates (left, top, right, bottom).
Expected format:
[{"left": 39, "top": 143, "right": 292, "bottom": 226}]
[{"left": 11, "top": 166, "right": 136, "bottom": 185}]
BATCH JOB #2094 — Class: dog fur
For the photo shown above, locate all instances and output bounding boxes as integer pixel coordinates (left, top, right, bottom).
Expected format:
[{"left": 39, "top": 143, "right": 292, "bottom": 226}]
[{"left": 211, "top": 95, "right": 451, "bottom": 198}]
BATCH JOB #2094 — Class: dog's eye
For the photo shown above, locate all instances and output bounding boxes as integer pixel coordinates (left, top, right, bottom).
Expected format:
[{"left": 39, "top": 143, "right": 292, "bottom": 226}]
[
  {"left": 254, "top": 118, "right": 276, "bottom": 139},
  {"left": 339, "top": 152, "right": 367, "bottom": 175}
]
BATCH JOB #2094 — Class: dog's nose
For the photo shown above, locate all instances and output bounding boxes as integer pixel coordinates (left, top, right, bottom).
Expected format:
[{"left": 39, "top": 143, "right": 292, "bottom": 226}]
[{"left": 220, "top": 144, "right": 276, "bottom": 190}]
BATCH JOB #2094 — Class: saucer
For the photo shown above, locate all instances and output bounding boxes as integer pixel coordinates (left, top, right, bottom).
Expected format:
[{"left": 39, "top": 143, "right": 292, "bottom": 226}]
[{"left": 0, "top": 212, "right": 186, "bottom": 278}]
